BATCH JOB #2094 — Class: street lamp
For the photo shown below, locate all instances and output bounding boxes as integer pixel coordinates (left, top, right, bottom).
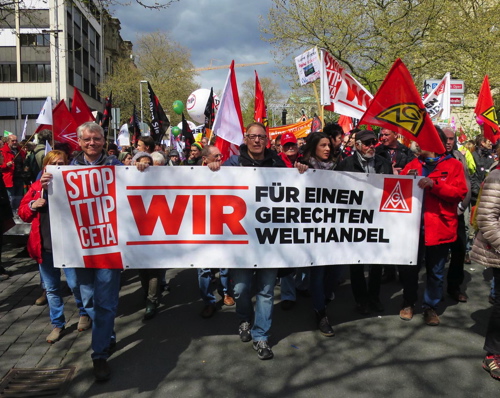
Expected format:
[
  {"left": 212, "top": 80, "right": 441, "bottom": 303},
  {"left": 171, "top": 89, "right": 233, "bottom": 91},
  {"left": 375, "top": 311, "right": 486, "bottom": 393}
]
[{"left": 139, "top": 80, "right": 148, "bottom": 135}]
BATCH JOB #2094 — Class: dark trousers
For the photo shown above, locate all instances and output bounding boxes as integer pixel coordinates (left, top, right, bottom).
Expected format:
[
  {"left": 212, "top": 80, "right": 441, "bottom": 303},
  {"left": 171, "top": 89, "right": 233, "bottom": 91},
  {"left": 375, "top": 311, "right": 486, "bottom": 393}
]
[
  {"left": 447, "top": 214, "right": 466, "bottom": 292},
  {"left": 484, "top": 268, "right": 500, "bottom": 354},
  {"left": 350, "top": 264, "right": 382, "bottom": 303}
]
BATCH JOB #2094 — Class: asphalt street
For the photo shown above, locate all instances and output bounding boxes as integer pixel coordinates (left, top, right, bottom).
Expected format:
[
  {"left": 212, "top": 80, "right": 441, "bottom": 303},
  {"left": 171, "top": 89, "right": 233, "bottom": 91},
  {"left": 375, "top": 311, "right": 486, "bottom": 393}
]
[{"left": 1, "top": 240, "right": 499, "bottom": 397}]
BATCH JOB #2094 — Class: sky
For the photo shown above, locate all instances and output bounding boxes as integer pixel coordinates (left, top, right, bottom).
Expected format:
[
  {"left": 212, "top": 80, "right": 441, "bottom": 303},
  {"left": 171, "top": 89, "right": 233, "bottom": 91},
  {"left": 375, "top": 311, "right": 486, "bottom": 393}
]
[{"left": 112, "top": 0, "right": 292, "bottom": 102}]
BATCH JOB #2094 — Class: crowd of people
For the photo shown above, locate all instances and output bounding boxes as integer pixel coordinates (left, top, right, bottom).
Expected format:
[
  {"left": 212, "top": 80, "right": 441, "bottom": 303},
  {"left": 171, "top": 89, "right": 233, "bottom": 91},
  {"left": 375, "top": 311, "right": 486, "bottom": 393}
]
[{"left": 0, "top": 121, "right": 499, "bottom": 383}]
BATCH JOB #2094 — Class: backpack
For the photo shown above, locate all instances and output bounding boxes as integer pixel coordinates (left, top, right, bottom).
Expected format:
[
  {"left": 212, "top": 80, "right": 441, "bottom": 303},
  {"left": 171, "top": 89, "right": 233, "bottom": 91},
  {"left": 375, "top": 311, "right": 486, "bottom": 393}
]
[{"left": 23, "top": 147, "right": 44, "bottom": 183}]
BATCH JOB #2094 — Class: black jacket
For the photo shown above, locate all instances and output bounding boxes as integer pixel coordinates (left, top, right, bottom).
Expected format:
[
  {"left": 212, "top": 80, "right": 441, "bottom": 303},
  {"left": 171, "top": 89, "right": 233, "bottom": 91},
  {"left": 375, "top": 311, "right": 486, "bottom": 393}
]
[
  {"left": 224, "top": 145, "right": 286, "bottom": 168},
  {"left": 337, "top": 152, "right": 393, "bottom": 174},
  {"left": 375, "top": 142, "right": 415, "bottom": 169}
]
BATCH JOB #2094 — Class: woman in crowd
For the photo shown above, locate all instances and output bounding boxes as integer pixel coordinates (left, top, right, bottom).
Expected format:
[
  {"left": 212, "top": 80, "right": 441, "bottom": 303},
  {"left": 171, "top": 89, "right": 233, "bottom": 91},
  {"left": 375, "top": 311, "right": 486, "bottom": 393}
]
[
  {"left": 187, "top": 142, "right": 203, "bottom": 165},
  {"left": 18, "top": 150, "right": 91, "bottom": 343},
  {"left": 470, "top": 163, "right": 500, "bottom": 381},
  {"left": 118, "top": 152, "right": 133, "bottom": 166},
  {"left": 299, "top": 132, "right": 337, "bottom": 336}
]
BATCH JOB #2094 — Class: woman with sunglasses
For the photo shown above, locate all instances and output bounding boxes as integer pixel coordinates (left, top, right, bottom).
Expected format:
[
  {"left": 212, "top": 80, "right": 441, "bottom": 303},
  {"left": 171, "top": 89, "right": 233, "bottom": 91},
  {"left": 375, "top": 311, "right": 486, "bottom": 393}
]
[{"left": 18, "top": 150, "right": 90, "bottom": 343}]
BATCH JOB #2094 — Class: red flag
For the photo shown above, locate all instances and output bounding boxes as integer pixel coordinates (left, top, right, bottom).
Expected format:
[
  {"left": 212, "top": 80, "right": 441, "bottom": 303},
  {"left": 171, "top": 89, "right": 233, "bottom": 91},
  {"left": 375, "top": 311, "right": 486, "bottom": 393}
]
[
  {"left": 254, "top": 71, "right": 270, "bottom": 146},
  {"left": 52, "top": 100, "right": 80, "bottom": 152},
  {"left": 458, "top": 126, "right": 468, "bottom": 144},
  {"left": 358, "top": 58, "right": 445, "bottom": 154},
  {"left": 474, "top": 75, "right": 500, "bottom": 143},
  {"left": 338, "top": 115, "right": 353, "bottom": 133},
  {"left": 213, "top": 61, "right": 244, "bottom": 160},
  {"left": 71, "top": 87, "right": 95, "bottom": 126}
]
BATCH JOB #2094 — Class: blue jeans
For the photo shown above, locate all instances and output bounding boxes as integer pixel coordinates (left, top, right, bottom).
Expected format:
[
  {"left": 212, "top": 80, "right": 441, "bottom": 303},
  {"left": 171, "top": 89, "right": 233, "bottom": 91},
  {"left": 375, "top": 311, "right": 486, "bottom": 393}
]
[
  {"left": 423, "top": 243, "right": 451, "bottom": 309},
  {"left": 280, "top": 268, "right": 310, "bottom": 301},
  {"left": 75, "top": 268, "right": 121, "bottom": 360},
  {"left": 40, "top": 251, "right": 86, "bottom": 328},
  {"left": 6, "top": 180, "right": 24, "bottom": 211},
  {"left": 232, "top": 268, "right": 277, "bottom": 341},
  {"left": 198, "top": 268, "right": 230, "bottom": 305}
]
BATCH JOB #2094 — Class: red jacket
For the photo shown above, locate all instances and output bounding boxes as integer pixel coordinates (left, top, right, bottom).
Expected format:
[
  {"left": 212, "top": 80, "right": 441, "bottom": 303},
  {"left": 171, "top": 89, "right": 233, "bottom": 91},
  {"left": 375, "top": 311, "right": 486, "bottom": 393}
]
[
  {"left": 18, "top": 180, "right": 43, "bottom": 264},
  {"left": 402, "top": 155, "right": 467, "bottom": 246},
  {"left": 0, "top": 142, "right": 25, "bottom": 187}
]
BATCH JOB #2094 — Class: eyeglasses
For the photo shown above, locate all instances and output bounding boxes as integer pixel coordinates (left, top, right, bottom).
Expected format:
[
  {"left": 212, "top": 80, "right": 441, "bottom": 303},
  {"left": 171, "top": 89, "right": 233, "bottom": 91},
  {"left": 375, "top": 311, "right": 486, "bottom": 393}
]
[
  {"left": 246, "top": 134, "right": 267, "bottom": 141},
  {"left": 283, "top": 143, "right": 298, "bottom": 150},
  {"left": 80, "top": 137, "right": 103, "bottom": 143},
  {"left": 361, "top": 139, "right": 377, "bottom": 146}
]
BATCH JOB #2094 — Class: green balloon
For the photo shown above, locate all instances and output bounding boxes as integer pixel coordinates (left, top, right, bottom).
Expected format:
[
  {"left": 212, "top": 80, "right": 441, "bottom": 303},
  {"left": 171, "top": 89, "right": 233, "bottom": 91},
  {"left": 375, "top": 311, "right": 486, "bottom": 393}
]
[
  {"left": 172, "top": 100, "right": 184, "bottom": 115},
  {"left": 171, "top": 126, "right": 181, "bottom": 137}
]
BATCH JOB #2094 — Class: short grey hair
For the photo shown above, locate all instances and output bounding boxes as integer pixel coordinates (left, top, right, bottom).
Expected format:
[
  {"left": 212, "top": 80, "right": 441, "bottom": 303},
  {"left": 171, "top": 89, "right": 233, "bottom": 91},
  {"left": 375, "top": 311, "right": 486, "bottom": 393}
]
[
  {"left": 77, "top": 122, "right": 104, "bottom": 139},
  {"left": 151, "top": 151, "right": 166, "bottom": 165}
]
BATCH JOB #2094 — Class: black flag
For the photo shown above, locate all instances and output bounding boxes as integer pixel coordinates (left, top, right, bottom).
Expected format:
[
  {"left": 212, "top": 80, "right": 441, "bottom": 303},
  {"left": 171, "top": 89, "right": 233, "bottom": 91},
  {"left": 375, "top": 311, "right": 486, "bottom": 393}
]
[
  {"left": 182, "top": 112, "right": 195, "bottom": 147},
  {"left": 130, "top": 105, "right": 141, "bottom": 145},
  {"left": 204, "top": 87, "right": 215, "bottom": 137},
  {"left": 147, "top": 82, "right": 170, "bottom": 144},
  {"left": 100, "top": 92, "right": 112, "bottom": 140}
]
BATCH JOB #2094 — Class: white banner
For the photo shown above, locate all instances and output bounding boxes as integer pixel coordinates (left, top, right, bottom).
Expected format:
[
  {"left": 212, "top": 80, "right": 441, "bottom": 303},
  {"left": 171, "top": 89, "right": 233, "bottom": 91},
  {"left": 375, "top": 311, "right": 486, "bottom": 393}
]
[
  {"left": 320, "top": 49, "right": 373, "bottom": 119},
  {"left": 295, "top": 47, "right": 322, "bottom": 86},
  {"left": 47, "top": 166, "right": 423, "bottom": 269}
]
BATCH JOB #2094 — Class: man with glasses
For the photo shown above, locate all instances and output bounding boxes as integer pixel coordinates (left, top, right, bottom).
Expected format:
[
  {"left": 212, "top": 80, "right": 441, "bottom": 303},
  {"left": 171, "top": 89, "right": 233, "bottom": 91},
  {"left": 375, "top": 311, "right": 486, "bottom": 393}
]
[
  {"left": 70, "top": 122, "right": 122, "bottom": 381},
  {"left": 224, "top": 123, "right": 286, "bottom": 360},
  {"left": 337, "top": 130, "right": 393, "bottom": 315}
]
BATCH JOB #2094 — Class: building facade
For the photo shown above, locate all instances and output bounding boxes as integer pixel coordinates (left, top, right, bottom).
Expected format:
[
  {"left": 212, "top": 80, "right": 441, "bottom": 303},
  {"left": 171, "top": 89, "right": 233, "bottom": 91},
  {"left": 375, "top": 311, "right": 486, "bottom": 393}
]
[{"left": 0, "top": 0, "right": 131, "bottom": 137}]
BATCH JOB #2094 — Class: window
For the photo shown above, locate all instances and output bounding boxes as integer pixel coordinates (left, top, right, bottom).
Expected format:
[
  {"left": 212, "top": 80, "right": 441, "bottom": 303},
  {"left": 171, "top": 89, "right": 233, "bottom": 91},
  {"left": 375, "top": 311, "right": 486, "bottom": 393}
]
[
  {"left": 0, "top": 64, "right": 17, "bottom": 82},
  {"left": 20, "top": 34, "right": 50, "bottom": 47},
  {"left": 21, "top": 99, "right": 46, "bottom": 117},
  {"left": 0, "top": 100, "right": 17, "bottom": 118},
  {"left": 20, "top": 64, "right": 51, "bottom": 82}
]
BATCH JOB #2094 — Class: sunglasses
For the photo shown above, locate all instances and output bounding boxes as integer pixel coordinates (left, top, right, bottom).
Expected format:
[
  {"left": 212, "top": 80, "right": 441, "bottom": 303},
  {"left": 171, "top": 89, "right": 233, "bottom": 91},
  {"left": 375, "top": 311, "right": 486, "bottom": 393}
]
[{"left": 361, "top": 139, "right": 377, "bottom": 146}]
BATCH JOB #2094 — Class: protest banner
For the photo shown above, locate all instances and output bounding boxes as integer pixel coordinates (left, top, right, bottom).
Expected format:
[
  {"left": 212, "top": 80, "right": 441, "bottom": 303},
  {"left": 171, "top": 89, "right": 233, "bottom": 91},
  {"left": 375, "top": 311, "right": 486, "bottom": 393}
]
[
  {"left": 48, "top": 166, "right": 423, "bottom": 269},
  {"left": 295, "top": 47, "right": 321, "bottom": 86}
]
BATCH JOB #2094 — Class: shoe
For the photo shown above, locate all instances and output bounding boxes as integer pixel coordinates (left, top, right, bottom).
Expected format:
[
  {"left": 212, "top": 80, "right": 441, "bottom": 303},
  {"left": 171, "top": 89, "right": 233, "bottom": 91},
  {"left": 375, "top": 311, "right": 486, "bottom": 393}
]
[
  {"left": 35, "top": 290, "right": 47, "bottom": 306},
  {"left": 356, "top": 301, "right": 371, "bottom": 315},
  {"left": 144, "top": 300, "right": 157, "bottom": 320},
  {"left": 253, "top": 340, "right": 274, "bottom": 360},
  {"left": 448, "top": 289, "right": 468, "bottom": 303},
  {"left": 423, "top": 308, "right": 440, "bottom": 326},
  {"left": 223, "top": 294, "right": 235, "bottom": 306},
  {"left": 280, "top": 300, "right": 295, "bottom": 311},
  {"left": 296, "top": 288, "right": 311, "bottom": 298},
  {"left": 399, "top": 306, "right": 414, "bottom": 321},
  {"left": 464, "top": 252, "right": 471, "bottom": 264},
  {"left": 46, "top": 327, "right": 64, "bottom": 344},
  {"left": 93, "top": 359, "right": 111, "bottom": 381},
  {"left": 369, "top": 299, "right": 385, "bottom": 312},
  {"left": 489, "top": 295, "right": 496, "bottom": 305},
  {"left": 200, "top": 304, "right": 216, "bottom": 318},
  {"left": 238, "top": 321, "right": 252, "bottom": 342},
  {"left": 483, "top": 354, "right": 500, "bottom": 380},
  {"left": 0, "top": 274, "right": 9, "bottom": 281},
  {"left": 77, "top": 315, "right": 92, "bottom": 332},
  {"left": 316, "top": 312, "right": 335, "bottom": 337}
]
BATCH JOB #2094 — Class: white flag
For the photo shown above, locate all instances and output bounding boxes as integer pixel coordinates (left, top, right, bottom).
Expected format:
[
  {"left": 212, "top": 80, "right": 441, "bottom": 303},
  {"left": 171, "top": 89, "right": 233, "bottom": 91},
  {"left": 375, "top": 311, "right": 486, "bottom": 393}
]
[
  {"left": 320, "top": 50, "right": 373, "bottom": 119},
  {"left": 44, "top": 140, "right": 52, "bottom": 155},
  {"left": 423, "top": 72, "right": 451, "bottom": 120},
  {"left": 117, "top": 123, "right": 130, "bottom": 146},
  {"left": 212, "top": 61, "right": 244, "bottom": 147},
  {"left": 21, "top": 115, "right": 28, "bottom": 140},
  {"left": 36, "top": 97, "right": 53, "bottom": 125}
]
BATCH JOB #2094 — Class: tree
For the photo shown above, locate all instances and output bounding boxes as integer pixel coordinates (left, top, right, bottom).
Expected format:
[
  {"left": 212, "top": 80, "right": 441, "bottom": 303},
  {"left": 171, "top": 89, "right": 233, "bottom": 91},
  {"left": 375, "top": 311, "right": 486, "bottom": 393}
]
[
  {"left": 239, "top": 76, "right": 285, "bottom": 127},
  {"left": 263, "top": 0, "right": 500, "bottom": 95},
  {"left": 99, "top": 31, "right": 199, "bottom": 126}
]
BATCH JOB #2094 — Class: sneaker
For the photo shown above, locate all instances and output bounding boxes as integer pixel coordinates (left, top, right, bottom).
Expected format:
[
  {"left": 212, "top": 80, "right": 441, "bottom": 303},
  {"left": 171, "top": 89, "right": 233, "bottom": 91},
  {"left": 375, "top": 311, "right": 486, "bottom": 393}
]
[
  {"left": 318, "top": 315, "right": 335, "bottom": 337},
  {"left": 46, "top": 327, "right": 64, "bottom": 344},
  {"left": 93, "top": 358, "right": 111, "bottom": 381},
  {"left": 238, "top": 321, "right": 252, "bottom": 342},
  {"left": 77, "top": 315, "right": 92, "bottom": 332},
  {"left": 252, "top": 340, "right": 274, "bottom": 360},
  {"left": 423, "top": 308, "right": 440, "bottom": 326},
  {"left": 223, "top": 294, "right": 235, "bottom": 306},
  {"left": 483, "top": 353, "right": 500, "bottom": 380},
  {"left": 399, "top": 306, "right": 414, "bottom": 321}
]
